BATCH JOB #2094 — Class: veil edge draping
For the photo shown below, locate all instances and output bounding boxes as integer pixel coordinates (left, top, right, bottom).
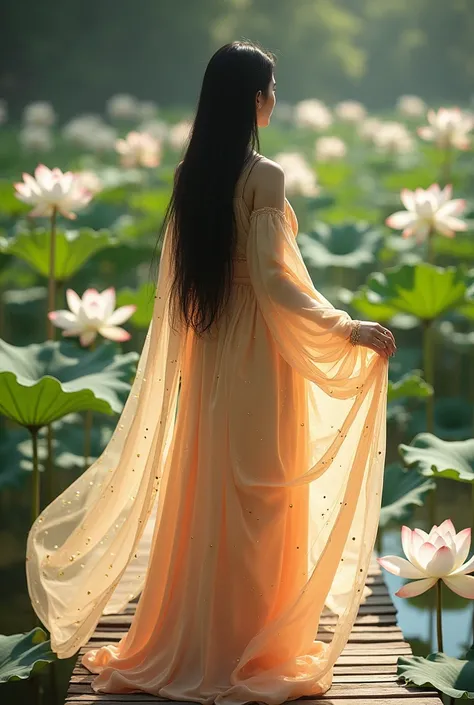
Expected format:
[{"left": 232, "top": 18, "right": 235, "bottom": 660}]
[{"left": 26, "top": 217, "right": 183, "bottom": 658}]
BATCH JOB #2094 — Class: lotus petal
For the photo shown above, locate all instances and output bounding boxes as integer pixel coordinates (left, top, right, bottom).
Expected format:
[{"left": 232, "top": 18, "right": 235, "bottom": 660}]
[
  {"left": 66, "top": 289, "right": 82, "bottom": 316},
  {"left": 425, "top": 545, "right": 456, "bottom": 577},
  {"left": 451, "top": 553, "right": 474, "bottom": 577},
  {"left": 417, "top": 541, "right": 438, "bottom": 569},
  {"left": 377, "top": 555, "right": 426, "bottom": 579},
  {"left": 106, "top": 305, "right": 136, "bottom": 326},
  {"left": 453, "top": 528, "right": 471, "bottom": 570},
  {"left": 443, "top": 574, "right": 474, "bottom": 599},
  {"left": 98, "top": 325, "right": 131, "bottom": 342},
  {"left": 396, "top": 577, "right": 437, "bottom": 598}
]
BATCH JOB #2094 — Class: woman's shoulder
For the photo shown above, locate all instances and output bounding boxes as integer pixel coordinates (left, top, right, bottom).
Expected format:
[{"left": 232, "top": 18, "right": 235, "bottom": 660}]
[
  {"left": 251, "top": 156, "right": 285, "bottom": 211},
  {"left": 252, "top": 154, "right": 284, "bottom": 180}
]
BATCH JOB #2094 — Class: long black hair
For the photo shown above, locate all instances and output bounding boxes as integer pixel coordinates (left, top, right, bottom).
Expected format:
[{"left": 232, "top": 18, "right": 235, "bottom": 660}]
[{"left": 150, "top": 40, "right": 276, "bottom": 335}]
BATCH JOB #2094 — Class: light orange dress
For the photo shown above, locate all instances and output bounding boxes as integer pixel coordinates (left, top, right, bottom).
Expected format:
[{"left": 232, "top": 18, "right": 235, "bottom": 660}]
[{"left": 26, "top": 155, "right": 388, "bottom": 705}]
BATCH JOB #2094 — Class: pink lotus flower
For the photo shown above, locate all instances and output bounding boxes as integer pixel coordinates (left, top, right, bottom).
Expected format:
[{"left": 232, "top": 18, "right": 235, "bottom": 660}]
[
  {"left": 386, "top": 184, "right": 467, "bottom": 243},
  {"left": 48, "top": 287, "right": 136, "bottom": 347},
  {"left": 378, "top": 520, "right": 474, "bottom": 599},
  {"left": 115, "top": 131, "right": 161, "bottom": 168},
  {"left": 418, "top": 107, "right": 473, "bottom": 150},
  {"left": 14, "top": 164, "right": 93, "bottom": 219}
]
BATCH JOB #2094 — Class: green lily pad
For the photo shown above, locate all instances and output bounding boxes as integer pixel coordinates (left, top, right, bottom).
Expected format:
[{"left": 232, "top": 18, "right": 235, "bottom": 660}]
[
  {"left": 0, "top": 339, "right": 138, "bottom": 429},
  {"left": 367, "top": 263, "right": 472, "bottom": 321},
  {"left": 0, "top": 628, "right": 56, "bottom": 683},
  {"left": 387, "top": 371, "right": 433, "bottom": 404},
  {"left": 116, "top": 281, "right": 155, "bottom": 329},
  {"left": 339, "top": 286, "right": 400, "bottom": 322},
  {"left": 380, "top": 463, "right": 436, "bottom": 529},
  {"left": 0, "top": 228, "right": 118, "bottom": 280},
  {"left": 397, "top": 647, "right": 474, "bottom": 699},
  {"left": 299, "top": 221, "right": 383, "bottom": 269},
  {"left": 399, "top": 433, "right": 474, "bottom": 483}
]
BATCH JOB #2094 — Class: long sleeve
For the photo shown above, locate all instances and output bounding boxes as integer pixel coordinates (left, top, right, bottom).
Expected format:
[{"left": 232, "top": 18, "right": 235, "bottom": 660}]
[{"left": 247, "top": 206, "right": 386, "bottom": 398}]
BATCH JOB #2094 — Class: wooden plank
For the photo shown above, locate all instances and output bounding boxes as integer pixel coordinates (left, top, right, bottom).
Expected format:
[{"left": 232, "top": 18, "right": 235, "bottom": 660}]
[{"left": 67, "top": 553, "right": 441, "bottom": 705}]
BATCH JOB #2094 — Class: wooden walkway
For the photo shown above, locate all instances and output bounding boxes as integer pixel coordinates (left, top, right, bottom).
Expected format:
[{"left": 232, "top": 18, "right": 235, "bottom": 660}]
[{"left": 67, "top": 558, "right": 442, "bottom": 704}]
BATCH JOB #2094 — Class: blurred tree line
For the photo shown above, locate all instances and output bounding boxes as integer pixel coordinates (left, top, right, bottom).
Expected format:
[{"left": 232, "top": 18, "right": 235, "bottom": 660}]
[{"left": 1, "top": 0, "right": 473, "bottom": 118}]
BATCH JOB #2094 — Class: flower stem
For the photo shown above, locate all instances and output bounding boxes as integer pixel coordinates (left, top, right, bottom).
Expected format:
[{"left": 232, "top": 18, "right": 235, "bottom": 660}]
[
  {"left": 30, "top": 427, "right": 40, "bottom": 523},
  {"left": 47, "top": 207, "right": 58, "bottom": 341},
  {"left": 427, "top": 230, "right": 435, "bottom": 265},
  {"left": 436, "top": 580, "right": 444, "bottom": 652},
  {"left": 423, "top": 319, "right": 435, "bottom": 434},
  {"left": 83, "top": 340, "right": 95, "bottom": 469},
  {"left": 423, "top": 318, "right": 436, "bottom": 526}
]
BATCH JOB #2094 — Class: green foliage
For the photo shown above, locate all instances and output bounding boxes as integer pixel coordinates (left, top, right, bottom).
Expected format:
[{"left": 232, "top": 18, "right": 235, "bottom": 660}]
[
  {"left": 1, "top": 227, "right": 118, "bottom": 280},
  {"left": 380, "top": 463, "right": 436, "bottom": 529},
  {"left": 116, "top": 281, "right": 156, "bottom": 329},
  {"left": 0, "top": 339, "right": 138, "bottom": 428},
  {"left": 298, "top": 221, "right": 383, "bottom": 269},
  {"left": 397, "top": 647, "right": 474, "bottom": 699},
  {"left": 399, "top": 433, "right": 474, "bottom": 483},
  {"left": 363, "top": 263, "right": 472, "bottom": 321},
  {"left": 387, "top": 371, "right": 433, "bottom": 404},
  {"left": 0, "top": 628, "right": 56, "bottom": 683}
]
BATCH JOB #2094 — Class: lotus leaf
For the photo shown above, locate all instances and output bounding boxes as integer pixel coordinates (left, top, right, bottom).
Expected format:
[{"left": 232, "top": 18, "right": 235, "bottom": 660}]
[
  {"left": 380, "top": 463, "right": 435, "bottom": 528},
  {"left": 397, "top": 648, "right": 474, "bottom": 699},
  {"left": 0, "top": 628, "right": 55, "bottom": 683},
  {"left": 399, "top": 432, "right": 474, "bottom": 483}
]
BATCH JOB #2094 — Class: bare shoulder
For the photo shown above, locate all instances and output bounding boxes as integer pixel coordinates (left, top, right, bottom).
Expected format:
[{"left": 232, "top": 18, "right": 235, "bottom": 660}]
[{"left": 252, "top": 157, "right": 285, "bottom": 211}]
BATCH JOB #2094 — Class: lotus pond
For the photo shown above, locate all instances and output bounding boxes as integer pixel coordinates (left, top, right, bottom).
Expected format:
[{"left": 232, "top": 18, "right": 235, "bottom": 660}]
[{"left": 0, "top": 97, "right": 474, "bottom": 703}]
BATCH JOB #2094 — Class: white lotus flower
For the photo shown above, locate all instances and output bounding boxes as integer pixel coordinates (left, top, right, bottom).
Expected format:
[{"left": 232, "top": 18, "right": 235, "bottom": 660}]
[
  {"left": 315, "top": 136, "right": 347, "bottom": 162},
  {"left": 335, "top": 100, "right": 366, "bottom": 123},
  {"left": 107, "top": 93, "right": 140, "bottom": 121},
  {"left": 168, "top": 120, "right": 193, "bottom": 150},
  {"left": 19, "top": 126, "right": 53, "bottom": 152},
  {"left": 273, "top": 151, "right": 319, "bottom": 197},
  {"left": 14, "top": 164, "right": 94, "bottom": 219},
  {"left": 116, "top": 131, "right": 161, "bottom": 168},
  {"left": 386, "top": 183, "right": 467, "bottom": 243},
  {"left": 294, "top": 99, "right": 333, "bottom": 131},
  {"left": 138, "top": 119, "right": 169, "bottom": 142},
  {"left": 358, "top": 117, "right": 383, "bottom": 142},
  {"left": 75, "top": 170, "right": 103, "bottom": 195},
  {"left": 0, "top": 99, "right": 7, "bottom": 125},
  {"left": 49, "top": 287, "right": 136, "bottom": 347},
  {"left": 62, "top": 115, "right": 103, "bottom": 145},
  {"left": 23, "top": 101, "right": 56, "bottom": 127},
  {"left": 397, "top": 95, "right": 426, "bottom": 118},
  {"left": 418, "top": 107, "right": 473, "bottom": 150},
  {"left": 373, "top": 121, "right": 415, "bottom": 154},
  {"left": 378, "top": 520, "right": 474, "bottom": 599}
]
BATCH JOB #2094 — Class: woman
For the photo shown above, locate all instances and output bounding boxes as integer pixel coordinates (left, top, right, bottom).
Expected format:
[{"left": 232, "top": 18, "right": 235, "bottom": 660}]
[{"left": 26, "top": 41, "right": 395, "bottom": 704}]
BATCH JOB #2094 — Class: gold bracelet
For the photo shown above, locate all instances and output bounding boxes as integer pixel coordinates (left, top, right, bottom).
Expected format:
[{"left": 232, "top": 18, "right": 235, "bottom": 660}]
[{"left": 350, "top": 320, "right": 361, "bottom": 345}]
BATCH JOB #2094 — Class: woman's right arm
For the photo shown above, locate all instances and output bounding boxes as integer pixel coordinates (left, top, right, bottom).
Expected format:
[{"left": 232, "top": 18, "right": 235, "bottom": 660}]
[{"left": 247, "top": 163, "right": 395, "bottom": 391}]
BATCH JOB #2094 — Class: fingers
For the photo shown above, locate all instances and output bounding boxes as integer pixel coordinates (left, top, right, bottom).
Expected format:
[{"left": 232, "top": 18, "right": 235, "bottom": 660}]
[
  {"left": 369, "top": 339, "right": 389, "bottom": 358},
  {"left": 375, "top": 325, "right": 397, "bottom": 355}
]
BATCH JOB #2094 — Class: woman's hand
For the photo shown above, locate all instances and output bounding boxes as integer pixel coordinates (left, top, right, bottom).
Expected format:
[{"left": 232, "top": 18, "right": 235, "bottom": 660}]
[{"left": 357, "top": 321, "right": 397, "bottom": 358}]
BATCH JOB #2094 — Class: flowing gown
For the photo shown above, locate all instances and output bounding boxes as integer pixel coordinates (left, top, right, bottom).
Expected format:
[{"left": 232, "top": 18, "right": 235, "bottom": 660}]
[{"left": 26, "top": 155, "right": 388, "bottom": 705}]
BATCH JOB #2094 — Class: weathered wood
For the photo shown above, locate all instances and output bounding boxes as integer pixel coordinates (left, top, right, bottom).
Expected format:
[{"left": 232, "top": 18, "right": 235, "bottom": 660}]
[{"left": 66, "top": 560, "right": 442, "bottom": 704}]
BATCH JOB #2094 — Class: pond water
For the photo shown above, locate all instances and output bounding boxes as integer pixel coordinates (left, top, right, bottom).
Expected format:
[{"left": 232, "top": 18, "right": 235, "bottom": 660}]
[{"left": 1, "top": 469, "right": 471, "bottom": 703}]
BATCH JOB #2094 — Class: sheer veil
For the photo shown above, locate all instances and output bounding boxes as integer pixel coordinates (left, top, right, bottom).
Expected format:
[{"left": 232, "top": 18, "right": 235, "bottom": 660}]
[{"left": 26, "top": 217, "right": 184, "bottom": 658}]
